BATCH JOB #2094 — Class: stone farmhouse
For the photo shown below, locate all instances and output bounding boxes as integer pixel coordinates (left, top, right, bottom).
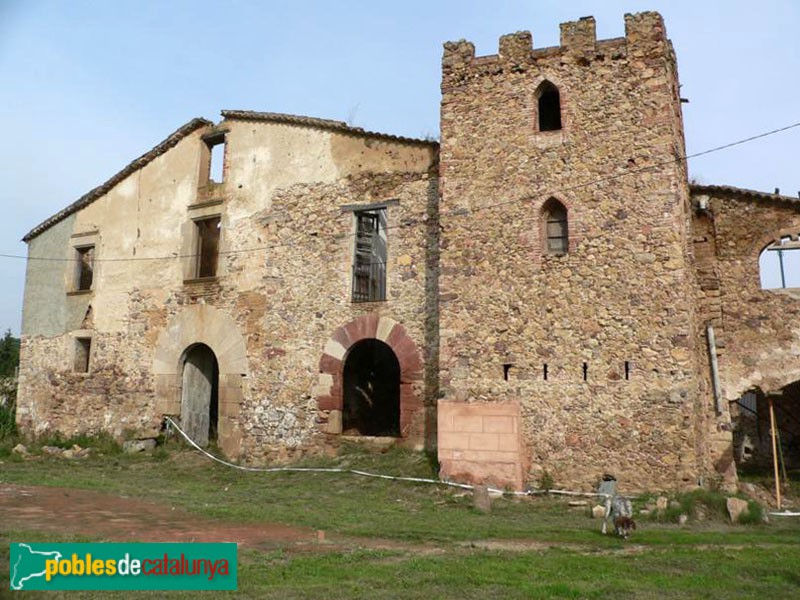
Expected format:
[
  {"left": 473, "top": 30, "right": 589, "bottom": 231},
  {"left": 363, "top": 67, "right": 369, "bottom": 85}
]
[{"left": 17, "top": 12, "right": 800, "bottom": 491}]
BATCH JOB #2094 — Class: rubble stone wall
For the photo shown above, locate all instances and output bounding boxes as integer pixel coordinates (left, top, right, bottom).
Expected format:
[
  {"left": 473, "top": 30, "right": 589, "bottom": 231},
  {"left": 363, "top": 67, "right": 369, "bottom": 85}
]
[
  {"left": 691, "top": 188, "right": 800, "bottom": 476},
  {"left": 18, "top": 118, "right": 438, "bottom": 463},
  {"left": 691, "top": 190, "right": 800, "bottom": 400},
  {"left": 438, "top": 13, "right": 711, "bottom": 490}
]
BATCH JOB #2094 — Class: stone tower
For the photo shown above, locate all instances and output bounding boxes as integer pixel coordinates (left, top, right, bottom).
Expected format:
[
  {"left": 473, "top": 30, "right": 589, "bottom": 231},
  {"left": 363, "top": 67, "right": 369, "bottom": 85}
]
[{"left": 437, "top": 13, "right": 715, "bottom": 490}]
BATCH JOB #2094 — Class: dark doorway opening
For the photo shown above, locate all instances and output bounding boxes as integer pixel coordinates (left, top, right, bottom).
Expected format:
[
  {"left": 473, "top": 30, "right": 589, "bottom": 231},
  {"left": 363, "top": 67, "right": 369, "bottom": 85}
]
[
  {"left": 342, "top": 339, "right": 400, "bottom": 436},
  {"left": 180, "top": 343, "right": 219, "bottom": 447},
  {"left": 732, "top": 385, "right": 800, "bottom": 483}
]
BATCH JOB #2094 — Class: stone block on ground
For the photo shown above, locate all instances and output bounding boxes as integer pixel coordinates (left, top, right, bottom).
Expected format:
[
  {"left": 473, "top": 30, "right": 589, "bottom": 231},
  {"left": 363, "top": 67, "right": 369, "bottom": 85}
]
[
  {"left": 123, "top": 439, "right": 158, "bottom": 454},
  {"left": 12, "top": 443, "right": 28, "bottom": 456},
  {"left": 727, "top": 497, "right": 749, "bottom": 523},
  {"left": 473, "top": 485, "right": 492, "bottom": 513}
]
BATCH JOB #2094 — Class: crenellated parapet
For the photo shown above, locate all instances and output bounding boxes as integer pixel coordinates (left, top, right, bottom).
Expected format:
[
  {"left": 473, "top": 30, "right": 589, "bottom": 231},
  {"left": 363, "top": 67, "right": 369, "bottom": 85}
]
[
  {"left": 559, "top": 16, "right": 596, "bottom": 55},
  {"left": 624, "top": 11, "right": 667, "bottom": 54},
  {"left": 442, "top": 11, "right": 671, "bottom": 89},
  {"left": 498, "top": 31, "right": 533, "bottom": 64}
]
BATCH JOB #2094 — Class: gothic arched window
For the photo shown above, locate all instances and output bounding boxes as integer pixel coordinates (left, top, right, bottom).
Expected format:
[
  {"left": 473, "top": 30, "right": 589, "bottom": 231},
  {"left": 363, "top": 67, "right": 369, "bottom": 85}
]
[
  {"left": 536, "top": 81, "right": 562, "bottom": 132},
  {"left": 542, "top": 198, "right": 568, "bottom": 255}
]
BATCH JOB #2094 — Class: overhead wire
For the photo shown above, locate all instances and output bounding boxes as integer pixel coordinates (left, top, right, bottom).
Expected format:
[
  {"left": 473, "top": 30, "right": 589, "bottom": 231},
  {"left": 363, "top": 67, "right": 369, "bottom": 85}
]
[{"left": 1, "top": 119, "right": 798, "bottom": 265}]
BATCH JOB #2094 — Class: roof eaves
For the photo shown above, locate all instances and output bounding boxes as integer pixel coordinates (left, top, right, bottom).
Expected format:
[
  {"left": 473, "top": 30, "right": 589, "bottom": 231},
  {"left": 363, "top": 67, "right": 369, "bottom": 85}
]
[
  {"left": 690, "top": 183, "right": 800, "bottom": 206},
  {"left": 22, "top": 117, "right": 213, "bottom": 243},
  {"left": 221, "top": 109, "right": 438, "bottom": 147}
]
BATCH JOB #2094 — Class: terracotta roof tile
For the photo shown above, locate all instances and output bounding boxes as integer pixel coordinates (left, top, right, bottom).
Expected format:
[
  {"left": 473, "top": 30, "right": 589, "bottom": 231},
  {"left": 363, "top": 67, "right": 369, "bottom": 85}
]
[
  {"left": 221, "top": 109, "right": 438, "bottom": 146},
  {"left": 690, "top": 184, "right": 800, "bottom": 206}
]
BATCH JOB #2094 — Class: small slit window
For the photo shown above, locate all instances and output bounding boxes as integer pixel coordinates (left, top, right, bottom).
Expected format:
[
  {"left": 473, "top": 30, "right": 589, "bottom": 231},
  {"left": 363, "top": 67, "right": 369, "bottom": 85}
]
[
  {"left": 74, "top": 245, "right": 94, "bottom": 291},
  {"left": 543, "top": 198, "right": 569, "bottom": 255},
  {"left": 74, "top": 337, "right": 91, "bottom": 373},
  {"left": 194, "top": 216, "right": 221, "bottom": 278},
  {"left": 537, "top": 81, "right": 562, "bottom": 132}
]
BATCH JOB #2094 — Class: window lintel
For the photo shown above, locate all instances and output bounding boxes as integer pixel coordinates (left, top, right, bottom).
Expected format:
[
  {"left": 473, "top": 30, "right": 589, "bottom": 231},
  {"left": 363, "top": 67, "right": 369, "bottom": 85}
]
[{"left": 341, "top": 199, "right": 399, "bottom": 213}]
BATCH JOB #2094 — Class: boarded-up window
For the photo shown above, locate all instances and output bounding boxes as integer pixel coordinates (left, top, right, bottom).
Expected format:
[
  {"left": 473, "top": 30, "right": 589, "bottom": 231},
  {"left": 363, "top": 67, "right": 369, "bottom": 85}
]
[
  {"left": 543, "top": 198, "right": 568, "bottom": 254},
  {"left": 352, "top": 210, "right": 387, "bottom": 303},
  {"left": 537, "top": 81, "right": 562, "bottom": 132},
  {"left": 74, "top": 337, "right": 91, "bottom": 373},
  {"left": 75, "top": 245, "right": 94, "bottom": 291},
  {"left": 195, "top": 216, "right": 221, "bottom": 278}
]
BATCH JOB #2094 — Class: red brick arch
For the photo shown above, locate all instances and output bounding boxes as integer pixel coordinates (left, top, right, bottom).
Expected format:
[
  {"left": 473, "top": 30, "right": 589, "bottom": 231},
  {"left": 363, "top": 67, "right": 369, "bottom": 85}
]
[{"left": 316, "top": 313, "right": 424, "bottom": 437}]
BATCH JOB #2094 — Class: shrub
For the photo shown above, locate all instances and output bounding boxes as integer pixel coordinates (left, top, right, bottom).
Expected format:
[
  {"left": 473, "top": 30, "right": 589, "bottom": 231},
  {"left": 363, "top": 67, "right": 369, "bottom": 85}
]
[
  {"left": 539, "top": 470, "right": 555, "bottom": 491},
  {"left": 0, "top": 395, "right": 17, "bottom": 440},
  {"left": 649, "top": 489, "right": 764, "bottom": 525}
]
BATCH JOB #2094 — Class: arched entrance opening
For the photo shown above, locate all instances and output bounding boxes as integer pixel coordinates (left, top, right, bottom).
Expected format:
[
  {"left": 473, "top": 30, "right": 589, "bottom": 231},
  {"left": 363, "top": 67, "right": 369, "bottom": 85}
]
[
  {"left": 180, "top": 343, "right": 219, "bottom": 447},
  {"left": 342, "top": 339, "right": 400, "bottom": 436}
]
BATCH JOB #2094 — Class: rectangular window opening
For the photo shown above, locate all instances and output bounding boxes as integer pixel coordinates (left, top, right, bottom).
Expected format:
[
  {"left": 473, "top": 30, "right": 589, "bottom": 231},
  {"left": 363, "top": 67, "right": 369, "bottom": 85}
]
[
  {"left": 352, "top": 209, "right": 386, "bottom": 303},
  {"left": 75, "top": 245, "right": 94, "bottom": 291},
  {"left": 195, "top": 216, "right": 221, "bottom": 278},
  {"left": 582, "top": 362, "right": 588, "bottom": 381},
  {"left": 543, "top": 363, "right": 548, "bottom": 381},
  {"left": 74, "top": 337, "right": 91, "bottom": 373},
  {"left": 503, "top": 364, "right": 513, "bottom": 381},
  {"left": 204, "top": 133, "right": 226, "bottom": 184},
  {"left": 624, "top": 361, "right": 631, "bottom": 380}
]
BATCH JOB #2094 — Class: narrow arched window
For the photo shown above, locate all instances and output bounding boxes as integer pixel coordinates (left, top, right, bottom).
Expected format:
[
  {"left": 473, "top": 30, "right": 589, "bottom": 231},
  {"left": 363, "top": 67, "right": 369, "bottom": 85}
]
[
  {"left": 543, "top": 198, "right": 568, "bottom": 255},
  {"left": 537, "top": 81, "right": 562, "bottom": 132}
]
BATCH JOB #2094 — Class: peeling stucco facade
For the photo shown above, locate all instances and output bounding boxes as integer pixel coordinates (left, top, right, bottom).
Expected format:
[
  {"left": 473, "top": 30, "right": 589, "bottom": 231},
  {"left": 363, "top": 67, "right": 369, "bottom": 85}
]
[
  {"left": 18, "top": 113, "right": 438, "bottom": 462},
  {"left": 17, "top": 12, "right": 800, "bottom": 491}
]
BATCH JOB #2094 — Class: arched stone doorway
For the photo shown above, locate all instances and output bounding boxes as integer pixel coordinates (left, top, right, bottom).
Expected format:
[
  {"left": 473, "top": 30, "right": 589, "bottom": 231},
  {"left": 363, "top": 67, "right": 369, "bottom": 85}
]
[
  {"left": 316, "top": 314, "right": 424, "bottom": 442},
  {"left": 153, "top": 304, "right": 248, "bottom": 458},
  {"left": 342, "top": 339, "right": 400, "bottom": 436},
  {"left": 180, "top": 343, "right": 219, "bottom": 447}
]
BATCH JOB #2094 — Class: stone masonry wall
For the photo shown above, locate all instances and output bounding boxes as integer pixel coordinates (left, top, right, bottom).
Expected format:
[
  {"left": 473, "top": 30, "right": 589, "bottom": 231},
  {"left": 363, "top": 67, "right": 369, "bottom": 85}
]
[
  {"left": 438, "top": 13, "right": 708, "bottom": 491},
  {"left": 691, "top": 188, "right": 800, "bottom": 400},
  {"left": 18, "top": 116, "right": 438, "bottom": 464}
]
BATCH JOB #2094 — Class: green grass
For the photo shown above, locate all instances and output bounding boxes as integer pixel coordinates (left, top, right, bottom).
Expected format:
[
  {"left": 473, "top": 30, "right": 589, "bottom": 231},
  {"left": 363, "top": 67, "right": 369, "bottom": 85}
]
[
  {"left": 2, "top": 443, "right": 799, "bottom": 598},
  {"left": 0, "top": 443, "right": 795, "bottom": 545},
  {"left": 3, "top": 532, "right": 799, "bottom": 599},
  {"left": 640, "top": 488, "right": 765, "bottom": 525}
]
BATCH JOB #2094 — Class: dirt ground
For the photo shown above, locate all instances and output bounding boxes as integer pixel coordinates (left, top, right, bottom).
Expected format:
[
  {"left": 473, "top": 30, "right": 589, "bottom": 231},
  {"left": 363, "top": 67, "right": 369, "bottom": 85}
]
[{"left": 0, "top": 484, "right": 337, "bottom": 553}]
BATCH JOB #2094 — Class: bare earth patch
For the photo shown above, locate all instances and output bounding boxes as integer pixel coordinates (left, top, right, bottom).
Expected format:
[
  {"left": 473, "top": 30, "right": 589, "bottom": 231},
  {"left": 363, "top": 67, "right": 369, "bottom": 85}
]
[
  {"left": 0, "top": 484, "right": 447, "bottom": 556},
  {"left": 1, "top": 484, "right": 325, "bottom": 552}
]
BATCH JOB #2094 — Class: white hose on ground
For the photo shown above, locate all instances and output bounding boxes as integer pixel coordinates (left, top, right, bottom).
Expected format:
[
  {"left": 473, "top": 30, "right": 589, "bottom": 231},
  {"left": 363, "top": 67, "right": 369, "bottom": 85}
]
[{"left": 164, "top": 416, "right": 612, "bottom": 499}]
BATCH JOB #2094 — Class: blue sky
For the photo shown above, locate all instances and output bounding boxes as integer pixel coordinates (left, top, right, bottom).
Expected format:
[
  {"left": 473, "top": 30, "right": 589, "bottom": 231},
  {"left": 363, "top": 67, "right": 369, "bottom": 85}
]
[{"left": 1, "top": 0, "right": 798, "bottom": 335}]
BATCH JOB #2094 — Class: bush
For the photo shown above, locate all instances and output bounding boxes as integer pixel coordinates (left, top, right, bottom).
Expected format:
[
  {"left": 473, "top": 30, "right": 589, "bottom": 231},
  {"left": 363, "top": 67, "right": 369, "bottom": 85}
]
[
  {"left": 738, "top": 500, "right": 765, "bottom": 525},
  {"left": 0, "top": 395, "right": 16, "bottom": 440},
  {"left": 648, "top": 489, "right": 764, "bottom": 525},
  {"left": 538, "top": 470, "right": 555, "bottom": 491}
]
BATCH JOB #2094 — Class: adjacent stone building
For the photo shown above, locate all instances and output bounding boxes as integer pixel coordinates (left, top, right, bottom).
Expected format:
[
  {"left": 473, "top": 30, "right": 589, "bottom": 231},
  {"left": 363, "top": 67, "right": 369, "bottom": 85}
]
[{"left": 17, "top": 12, "right": 800, "bottom": 491}]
